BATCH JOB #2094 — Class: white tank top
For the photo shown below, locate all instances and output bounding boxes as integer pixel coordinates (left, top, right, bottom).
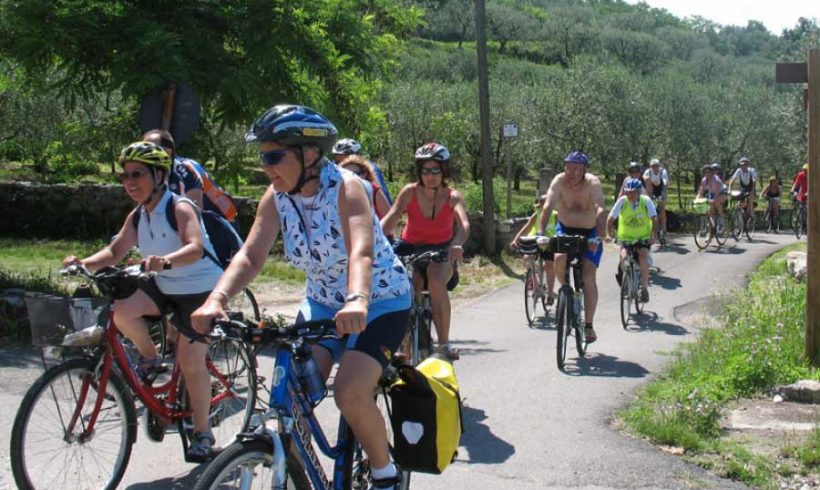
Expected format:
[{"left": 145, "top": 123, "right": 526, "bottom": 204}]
[{"left": 137, "top": 190, "right": 223, "bottom": 295}]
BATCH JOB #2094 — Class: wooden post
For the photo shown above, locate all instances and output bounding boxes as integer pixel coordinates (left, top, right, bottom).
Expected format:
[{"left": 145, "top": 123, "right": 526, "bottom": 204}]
[
  {"left": 778, "top": 50, "right": 820, "bottom": 365},
  {"left": 808, "top": 49, "right": 820, "bottom": 365},
  {"left": 475, "top": 0, "right": 495, "bottom": 254}
]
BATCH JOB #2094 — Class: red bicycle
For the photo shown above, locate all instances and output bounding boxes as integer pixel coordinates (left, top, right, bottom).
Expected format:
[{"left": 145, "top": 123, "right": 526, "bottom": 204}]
[{"left": 11, "top": 265, "right": 257, "bottom": 490}]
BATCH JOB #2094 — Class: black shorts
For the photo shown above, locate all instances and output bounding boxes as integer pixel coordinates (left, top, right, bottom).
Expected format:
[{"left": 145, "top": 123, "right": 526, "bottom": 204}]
[
  {"left": 741, "top": 182, "right": 754, "bottom": 194},
  {"left": 651, "top": 183, "right": 665, "bottom": 199},
  {"left": 137, "top": 277, "right": 210, "bottom": 339},
  {"left": 394, "top": 241, "right": 460, "bottom": 291}
]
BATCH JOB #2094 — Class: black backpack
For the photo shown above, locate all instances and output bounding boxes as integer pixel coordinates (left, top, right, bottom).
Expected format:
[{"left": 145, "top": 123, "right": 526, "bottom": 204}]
[{"left": 132, "top": 194, "right": 243, "bottom": 269}]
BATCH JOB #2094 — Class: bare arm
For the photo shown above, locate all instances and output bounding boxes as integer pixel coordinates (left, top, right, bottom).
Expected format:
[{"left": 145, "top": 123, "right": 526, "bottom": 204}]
[
  {"left": 374, "top": 188, "right": 392, "bottom": 229},
  {"left": 590, "top": 175, "right": 607, "bottom": 238},
  {"left": 380, "top": 184, "right": 414, "bottom": 235},
  {"left": 449, "top": 190, "right": 471, "bottom": 262},
  {"left": 65, "top": 212, "right": 138, "bottom": 270},
  {"left": 538, "top": 175, "right": 562, "bottom": 234},
  {"left": 511, "top": 213, "right": 537, "bottom": 245},
  {"left": 337, "top": 175, "right": 375, "bottom": 334}
]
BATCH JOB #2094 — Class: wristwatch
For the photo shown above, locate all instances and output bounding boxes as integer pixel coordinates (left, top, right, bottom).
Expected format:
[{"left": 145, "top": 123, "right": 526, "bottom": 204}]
[{"left": 345, "top": 292, "right": 369, "bottom": 304}]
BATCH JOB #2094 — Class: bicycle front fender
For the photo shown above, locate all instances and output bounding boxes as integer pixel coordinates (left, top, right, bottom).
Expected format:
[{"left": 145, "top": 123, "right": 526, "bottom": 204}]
[{"left": 232, "top": 424, "right": 289, "bottom": 486}]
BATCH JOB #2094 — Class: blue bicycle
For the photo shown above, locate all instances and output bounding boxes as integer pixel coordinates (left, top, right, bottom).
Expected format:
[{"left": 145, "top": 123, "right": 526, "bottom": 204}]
[{"left": 194, "top": 318, "right": 410, "bottom": 490}]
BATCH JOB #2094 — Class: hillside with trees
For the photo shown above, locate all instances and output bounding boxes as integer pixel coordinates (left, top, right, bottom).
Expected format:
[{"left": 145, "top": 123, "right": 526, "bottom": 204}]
[{"left": 1, "top": 0, "right": 818, "bottom": 212}]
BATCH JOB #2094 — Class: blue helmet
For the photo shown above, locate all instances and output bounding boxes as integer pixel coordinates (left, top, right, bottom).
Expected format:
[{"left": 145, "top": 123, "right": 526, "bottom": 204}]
[
  {"left": 564, "top": 150, "right": 589, "bottom": 166},
  {"left": 623, "top": 177, "right": 643, "bottom": 192},
  {"left": 245, "top": 105, "right": 338, "bottom": 154}
]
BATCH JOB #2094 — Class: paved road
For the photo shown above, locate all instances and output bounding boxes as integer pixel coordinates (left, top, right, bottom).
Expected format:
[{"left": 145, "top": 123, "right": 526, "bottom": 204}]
[{"left": 0, "top": 232, "right": 796, "bottom": 489}]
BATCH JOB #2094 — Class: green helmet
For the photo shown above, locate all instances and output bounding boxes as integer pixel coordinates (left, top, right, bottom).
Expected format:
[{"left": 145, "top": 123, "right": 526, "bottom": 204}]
[{"left": 118, "top": 141, "right": 171, "bottom": 172}]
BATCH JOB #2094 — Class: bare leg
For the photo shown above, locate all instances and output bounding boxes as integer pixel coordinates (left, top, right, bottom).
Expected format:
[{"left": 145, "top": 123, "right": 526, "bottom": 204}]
[
  {"left": 581, "top": 258, "right": 598, "bottom": 325},
  {"left": 177, "top": 337, "right": 211, "bottom": 434},
  {"left": 426, "top": 261, "right": 453, "bottom": 345},
  {"left": 638, "top": 248, "right": 650, "bottom": 289},
  {"left": 113, "top": 290, "right": 161, "bottom": 360},
  {"left": 544, "top": 260, "right": 556, "bottom": 297}
]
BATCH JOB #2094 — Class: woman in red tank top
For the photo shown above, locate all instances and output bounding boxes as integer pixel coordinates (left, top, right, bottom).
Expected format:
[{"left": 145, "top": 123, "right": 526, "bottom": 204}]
[
  {"left": 339, "top": 155, "right": 392, "bottom": 223},
  {"left": 380, "top": 143, "right": 471, "bottom": 360}
]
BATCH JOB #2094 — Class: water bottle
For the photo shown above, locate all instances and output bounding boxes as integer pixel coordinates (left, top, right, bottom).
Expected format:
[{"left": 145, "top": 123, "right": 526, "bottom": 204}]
[
  {"left": 69, "top": 285, "right": 96, "bottom": 331},
  {"left": 297, "top": 347, "right": 326, "bottom": 405}
]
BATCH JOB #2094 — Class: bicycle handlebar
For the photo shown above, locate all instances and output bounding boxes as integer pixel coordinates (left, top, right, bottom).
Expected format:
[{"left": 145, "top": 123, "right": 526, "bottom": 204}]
[
  {"left": 398, "top": 250, "right": 447, "bottom": 266},
  {"left": 204, "top": 317, "right": 340, "bottom": 346}
]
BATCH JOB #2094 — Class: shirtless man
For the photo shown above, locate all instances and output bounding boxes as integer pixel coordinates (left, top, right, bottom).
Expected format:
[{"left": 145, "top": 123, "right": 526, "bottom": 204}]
[{"left": 537, "top": 150, "right": 606, "bottom": 342}]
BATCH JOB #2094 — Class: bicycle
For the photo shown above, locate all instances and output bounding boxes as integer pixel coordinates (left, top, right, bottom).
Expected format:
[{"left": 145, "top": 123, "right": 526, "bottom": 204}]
[
  {"left": 397, "top": 250, "right": 448, "bottom": 365},
  {"left": 617, "top": 240, "right": 649, "bottom": 329},
  {"left": 651, "top": 196, "right": 667, "bottom": 248},
  {"left": 763, "top": 196, "right": 781, "bottom": 233},
  {"left": 517, "top": 236, "right": 549, "bottom": 327},
  {"left": 692, "top": 198, "right": 729, "bottom": 250},
  {"left": 11, "top": 264, "right": 257, "bottom": 490},
  {"left": 194, "top": 317, "right": 411, "bottom": 490},
  {"left": 792, "top": 195, "right": 807, "bottom": 239},
  {"left": 538, "top": 235, "right": 588, "bottom": 371},
  {"left": 729, "top": 190, "right": 756, "bottom": 242}
]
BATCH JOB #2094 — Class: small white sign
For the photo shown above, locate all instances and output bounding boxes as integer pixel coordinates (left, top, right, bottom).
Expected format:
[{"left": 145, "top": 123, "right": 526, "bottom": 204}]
[{"left": 502, "top": 122, "right": 518, "bottom": 138}]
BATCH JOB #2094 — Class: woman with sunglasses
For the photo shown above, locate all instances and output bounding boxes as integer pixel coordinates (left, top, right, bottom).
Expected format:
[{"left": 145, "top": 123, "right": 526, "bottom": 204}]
[
  {"left": 62, "top": 141, "right": 223, "bottom": 462},
  {"left": 191, "top": 105, "right": 412, "bottom": 490},
  {"left": 339, "top": 155, "right": 392, "bottom": 223},
  {"left": 380, "top": 142, "right": 471, "bottom": 360}
]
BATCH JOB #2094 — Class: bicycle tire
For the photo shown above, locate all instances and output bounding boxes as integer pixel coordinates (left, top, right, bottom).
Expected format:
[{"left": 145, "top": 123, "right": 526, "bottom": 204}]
[
  {"left": 745, "top": 211, "right": 756, "bottom": 241},
  {"left": 193, "top": 438, "right": 310, "bottom": 490},
  {"left": 730, "top": 207, "right": 743, "bottom": 241},
  {"left": 11, "top": 358, "right": 137, "bottom": 490},
  {"left": 179, "top": 336, "right": 257, "bottom": 453},
  {"left": 794, "top": 207, "right": 804, "bottom": 239},
  {"left": 714, "top": 215, "right": 729, "bottom": 247},
  {"left": 227, "top": 287, "right": 261, "bottom": 322},
  {"left": 693, "top": 215, "right": 711, "bottom": 250},
  {"left": 418, "top": 300, "right": 434, "bottom": 362},
  {"left": 555, "top": 290, "right": 570, "bottom": 371},
  {"left": 764, "top": 208, "right": 772, "bottom": 233},
  {"left": 524, "top": 268, "right": 537, "bottom": 326},
  {"left": 620, "top": 271, "right": 631, "bottom": 329}
]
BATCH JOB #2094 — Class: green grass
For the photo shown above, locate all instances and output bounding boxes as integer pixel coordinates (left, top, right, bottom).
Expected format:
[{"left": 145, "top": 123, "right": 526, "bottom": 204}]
[{"left": 620, "top": 243, "right": 811, "bottom": 488}]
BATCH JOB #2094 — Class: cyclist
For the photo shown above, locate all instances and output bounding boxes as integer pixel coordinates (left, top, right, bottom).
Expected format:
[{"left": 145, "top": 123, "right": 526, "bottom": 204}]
[
  {"left": 758, "top": 176, "right": 781, "bottom": 232},
  {"left": 537, "top": 150, "right": 606, "bottom": 343},
  {"left": 791, "top": 163, "right": 809, "bottom": 205},
  {"left": 696, "top": 163, "right": 728, "bottom": 232},
  {"left": 380, "top": 142, "right": 471, "bottom": 360},
  {"left": 143, "top": 129, "right": 239, "bottom": 227},
  {"left": 62, "top": 141, "right": 222, "bottom": 462},
  {"left": 332, "top": 137, "right": 393, "bottom": 204},
  {"left": 191, "top": 105, "right": 412, "bottom": 490},
  {"left": 511, "top": 195, "right": 558, "bottom": 305},
  {"left": 339, "top": 155, "right": 392, "bottom": 221},
  {"left": 643, "top": 158, "right": 669, "bottom": 242},
  {"left": 727, "top": 156, "right": 757, "bottom": 210},
  {"left": 605, "top": 178, "right": 657, "bottom": 302},
  {"left": 617, "top": 162, "right": 647, "bottom": 199}
]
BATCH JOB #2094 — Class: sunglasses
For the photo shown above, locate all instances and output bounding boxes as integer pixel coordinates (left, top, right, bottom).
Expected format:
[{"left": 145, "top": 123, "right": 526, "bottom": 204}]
[
  {"left": 420, "top": 167, "right": 442, "bottom": 175},
  {"left": 259, "top": 149, "right": 290, "bottom": 167},
  {"left": 117, "top": 169, "right": 150, "bottom": 182}
]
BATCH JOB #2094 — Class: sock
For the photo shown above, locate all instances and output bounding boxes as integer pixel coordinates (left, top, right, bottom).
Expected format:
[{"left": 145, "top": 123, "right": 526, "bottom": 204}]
[
  {"left": 585, "top": 323, "right": 593, "bottom": 329},
  {"left": 372, "top": 462, "right": 397, "bottom": 480}
]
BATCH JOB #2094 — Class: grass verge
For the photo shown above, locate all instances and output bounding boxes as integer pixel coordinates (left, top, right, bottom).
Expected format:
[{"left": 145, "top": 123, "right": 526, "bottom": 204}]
[{"left": 619, "top": 243, "right": 814, "bottom": 488}]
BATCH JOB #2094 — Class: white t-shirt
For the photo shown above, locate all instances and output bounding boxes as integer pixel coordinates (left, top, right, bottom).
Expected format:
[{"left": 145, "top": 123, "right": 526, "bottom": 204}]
[
  {"left": 731, "top": 167, "right": 757, "bottom": 186},
  {"left": 643, "top": 167, "right": 669, "bottom": 187}
]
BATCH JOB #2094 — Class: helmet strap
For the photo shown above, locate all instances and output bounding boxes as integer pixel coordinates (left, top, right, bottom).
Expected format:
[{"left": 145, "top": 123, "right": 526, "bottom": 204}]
[
  {"left": 141, "top": 168, "right": 166, "bottom": 206},
  {"left": 287, "top": 147, "right": 323, "bottom": 195}
]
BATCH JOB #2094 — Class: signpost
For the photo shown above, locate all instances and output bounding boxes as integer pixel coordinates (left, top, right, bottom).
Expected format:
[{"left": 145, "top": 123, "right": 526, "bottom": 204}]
[
  {"left": 502, "top": 121, "right": 518, "bottom": 217},
  {"left": 776, "top": 49, "right": 820, "bottom": 365}
]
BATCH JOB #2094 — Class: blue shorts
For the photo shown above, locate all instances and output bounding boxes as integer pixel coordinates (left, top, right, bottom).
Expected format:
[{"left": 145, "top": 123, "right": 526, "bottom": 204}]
[
  {"left": 554, "top": 222, "right": 603, "bottom": 268},
  {"left": 296, "top": 293, "right": 412, "bottom": 368}
]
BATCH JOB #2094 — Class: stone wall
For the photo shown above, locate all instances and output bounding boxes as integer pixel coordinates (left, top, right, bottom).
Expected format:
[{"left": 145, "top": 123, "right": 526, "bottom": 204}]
[{"left": 0, "top": 182, "right": 256, "bottom": 239}]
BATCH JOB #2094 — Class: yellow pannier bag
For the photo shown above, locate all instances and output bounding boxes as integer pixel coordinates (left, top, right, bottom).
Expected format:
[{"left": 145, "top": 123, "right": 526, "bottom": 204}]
[{"left": 385, "top": 356, "right": 463, "bottom": 474}]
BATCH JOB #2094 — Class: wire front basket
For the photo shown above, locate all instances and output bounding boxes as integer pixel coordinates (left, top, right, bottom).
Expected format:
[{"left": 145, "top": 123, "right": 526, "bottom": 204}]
[{"left": 24, "top": 294, "right": 108, "bottom": 347}]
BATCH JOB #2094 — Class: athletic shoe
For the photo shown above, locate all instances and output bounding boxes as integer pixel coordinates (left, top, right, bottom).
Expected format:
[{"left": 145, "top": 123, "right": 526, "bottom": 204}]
[
  {"left": 583, "top": 325, "right": 597, "bottom": 344},
  {"left": 640, "top": 288, "right": 649, "bottom": 303}
]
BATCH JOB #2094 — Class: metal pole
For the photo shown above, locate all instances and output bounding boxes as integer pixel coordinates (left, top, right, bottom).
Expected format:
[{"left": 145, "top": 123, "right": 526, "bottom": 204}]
[
  {"left": 505, "top": 140, "right": 513, "bottom": 218},
  {"left": 475, "top": 0, "right": 495, "bottom": 254},
  {"left": 807, "top": 48, "right": 820, "bottom": 365}
]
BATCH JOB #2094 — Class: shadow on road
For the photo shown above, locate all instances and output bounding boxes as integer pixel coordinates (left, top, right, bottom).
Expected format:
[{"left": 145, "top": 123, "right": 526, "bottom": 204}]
[
  {"left": 564, "top": 353, "right": 650, "bottom": 378},
  {"left": 454, "top": 339, "right": 506, "bottom": 357},
  {"left": 0, "top": 346, "right": 45, "bottom": 369},
  {"left": 529, "top": 315, "right": 555, "bottom": 330},
  {"left": 126, "top": 465, "right": 207, "bottom": 489},
  {"left": 625, "top": 312, "right": 688, "bottom": 335},
  {"left": 458, "top": 405, "right": 515, "bottom": 465},
  {"left": 649, "top": 272, "right": 682, "bottom": 290},
  {"left": 707, "top": 245, "right": 746, "bottom": 255},
  {"left": 655, "top": 241, "right": 690, "bottom": 255}
]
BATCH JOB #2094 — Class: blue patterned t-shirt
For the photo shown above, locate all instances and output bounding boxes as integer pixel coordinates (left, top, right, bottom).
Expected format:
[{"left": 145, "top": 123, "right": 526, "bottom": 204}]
[{"left": 275, "top": 161, "right": 410, "bottom": 309}]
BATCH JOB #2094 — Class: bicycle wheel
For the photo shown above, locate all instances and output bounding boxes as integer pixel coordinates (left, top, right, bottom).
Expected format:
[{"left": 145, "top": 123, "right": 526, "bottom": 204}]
[
  {"left": 11, "top": 358, "right": 137, "bottom": 490},
  {"left": 745, "top": 210, "right": 756, "bottom": 241},
  {"left": 693, "top": 215, "right": 712, "bottom": 250},
  {"left": 634, "top": 268, "right": 645, "bottom": 315},
  {"left": 227, "top": 288, "right": 261, "bottom": 322},
  {"left": 555, "top": 290, "right": 570, "bottom": 371},
  {"left": 619, "top": 270, "right": 631, "bottom": 329},
  {"left": 730, "top": 207, "right": 743, "bottom": 241},
  {"left": 793, "top": 208, "right": 803, "bottom": 239},
  {"left": 524, "top": 268, "right": 537, "bottom": 326},
  {"left": 764, "top": 208, "right": 772, "bottom": 233},
  {"left": 714, "top": 215, "right": 729, "bottom": 247},
  {"left": 193, "top": 438, "right": 309, "bottom": 490},
  {"left": 180, "top": 336, "right": 257, "bottom": 452}
]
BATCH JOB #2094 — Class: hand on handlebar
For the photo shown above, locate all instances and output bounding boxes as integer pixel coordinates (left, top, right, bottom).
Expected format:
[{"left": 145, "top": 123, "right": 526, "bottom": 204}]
[
  {"left": 191, "top": 298, "right": 229, "bottom": 336},
  {"left": 604, "top": 235, "right": 614, "bottom": 244},
  {"left": 448, "top": 244, "right": 464, "bottom": 263},
  {"left": 334, "top": 300, "right": 367, "bottom": 335},
  {"left": 62, "top": 255, "right": 83, "bottom": 268},
  {"left": 141, "top": 255, "right": 171, "bottom": 273}
]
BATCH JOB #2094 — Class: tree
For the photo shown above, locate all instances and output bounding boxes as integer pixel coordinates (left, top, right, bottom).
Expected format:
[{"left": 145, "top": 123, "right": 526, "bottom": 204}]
[{"left": 0, "top": 0, "right": 421, "bottom": 133}]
